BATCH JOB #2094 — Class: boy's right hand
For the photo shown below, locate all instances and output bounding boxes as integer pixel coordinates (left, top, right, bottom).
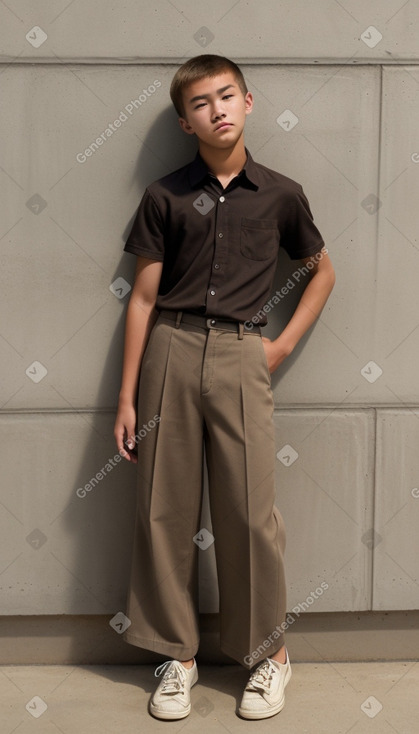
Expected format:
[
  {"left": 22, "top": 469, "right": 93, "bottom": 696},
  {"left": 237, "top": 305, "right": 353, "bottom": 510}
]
[{"left": 114, "top": 401, "right": 138, "bottom": 463}]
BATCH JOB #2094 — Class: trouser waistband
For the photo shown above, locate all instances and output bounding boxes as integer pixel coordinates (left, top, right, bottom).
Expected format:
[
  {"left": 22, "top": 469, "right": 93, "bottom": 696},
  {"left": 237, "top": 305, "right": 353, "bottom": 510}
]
[{"left": 158, "top": 309, "right": 261, "bottom": 338}]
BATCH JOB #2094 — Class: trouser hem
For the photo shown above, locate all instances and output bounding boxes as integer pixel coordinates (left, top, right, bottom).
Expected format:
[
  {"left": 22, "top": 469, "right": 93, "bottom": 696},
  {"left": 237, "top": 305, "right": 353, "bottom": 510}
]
[
  {"left": 122, "top": 631, "right": 199, "bottom": 660},
  {"left": 221, "top": 635, "right": 286, "bottom": 670}
]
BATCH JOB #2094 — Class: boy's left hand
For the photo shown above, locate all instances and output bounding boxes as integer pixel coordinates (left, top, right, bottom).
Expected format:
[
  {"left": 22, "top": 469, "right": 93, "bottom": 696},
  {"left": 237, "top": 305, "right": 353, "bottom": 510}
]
[{"left": 261, "top": 335, "right": 292, "bottom": 374}]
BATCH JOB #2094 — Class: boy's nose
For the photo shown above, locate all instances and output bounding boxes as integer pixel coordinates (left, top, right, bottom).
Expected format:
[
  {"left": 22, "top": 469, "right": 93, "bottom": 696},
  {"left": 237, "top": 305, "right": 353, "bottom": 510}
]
[{"left": 211, "top": 107, "right": 226, "bottom": 121}]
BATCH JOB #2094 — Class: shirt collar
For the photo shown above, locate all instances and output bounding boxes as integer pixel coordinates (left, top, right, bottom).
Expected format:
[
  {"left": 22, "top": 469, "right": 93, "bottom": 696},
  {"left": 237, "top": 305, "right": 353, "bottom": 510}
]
[{"left": 188, "top": 147, "right": 259, "bottom": 190}]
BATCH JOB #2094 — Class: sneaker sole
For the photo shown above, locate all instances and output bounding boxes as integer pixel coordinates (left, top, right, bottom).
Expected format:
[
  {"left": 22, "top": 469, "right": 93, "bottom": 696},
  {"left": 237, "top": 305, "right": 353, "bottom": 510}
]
[{"left": 149, "top": 700, "right": 192, "bottom": 720}]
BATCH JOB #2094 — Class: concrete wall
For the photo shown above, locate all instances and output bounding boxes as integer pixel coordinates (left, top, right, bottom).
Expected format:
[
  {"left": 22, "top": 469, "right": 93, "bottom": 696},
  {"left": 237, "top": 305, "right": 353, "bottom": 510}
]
[{"left": 1, "top": 1, "right": 419, "bottom": 637}]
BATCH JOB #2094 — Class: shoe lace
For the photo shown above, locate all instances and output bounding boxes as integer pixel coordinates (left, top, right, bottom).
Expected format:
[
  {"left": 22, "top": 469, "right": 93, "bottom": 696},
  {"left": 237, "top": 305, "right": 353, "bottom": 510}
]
[
  {"left": 154, "top": 660, "right": 188, "bottom": 694},
  {"left": 246, "top": 658, "right": 278, "bottom": 694}
]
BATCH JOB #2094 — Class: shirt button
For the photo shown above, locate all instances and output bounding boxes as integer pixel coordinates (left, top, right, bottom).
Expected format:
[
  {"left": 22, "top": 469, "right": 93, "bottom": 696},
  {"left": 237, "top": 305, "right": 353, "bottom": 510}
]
[
  {"left": 209, "top": 289, "right": 216, "bottom": 296},
  {"left": 214, "top": 263, "right": 220, "bottom": 269},
  {"left": 219, "top": 196, "right": 225, "bottom": 202},
  {"left": 218, "top": 232, "right": 223, "bottom": 238},
  {"left": 210, "top": 319, "right": 216, "bottom": 326}
]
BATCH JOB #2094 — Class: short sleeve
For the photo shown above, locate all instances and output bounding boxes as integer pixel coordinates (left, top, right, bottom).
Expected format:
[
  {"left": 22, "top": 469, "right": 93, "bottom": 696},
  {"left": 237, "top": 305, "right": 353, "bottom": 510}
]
[
  {"left": 281, "top": 186, "right": 325, "bottom": 260},
  {"left": 123, "top": 189, "right": 165, "bottom": 261}
]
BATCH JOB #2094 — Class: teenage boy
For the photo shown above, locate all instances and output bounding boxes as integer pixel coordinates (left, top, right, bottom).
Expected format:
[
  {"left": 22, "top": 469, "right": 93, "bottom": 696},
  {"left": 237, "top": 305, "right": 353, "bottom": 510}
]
[{"left": 114, "top": 54, "right": 335, "bottom": 721}]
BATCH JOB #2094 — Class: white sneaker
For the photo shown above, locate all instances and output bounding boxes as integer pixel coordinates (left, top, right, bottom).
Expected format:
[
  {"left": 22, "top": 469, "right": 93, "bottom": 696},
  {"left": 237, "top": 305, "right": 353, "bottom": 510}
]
[
  {"left": 149, "top": 658, "right": 198, "bottom": 720},
  {"left": 238, "top": 647, "right": 292, "bottom": 719}
]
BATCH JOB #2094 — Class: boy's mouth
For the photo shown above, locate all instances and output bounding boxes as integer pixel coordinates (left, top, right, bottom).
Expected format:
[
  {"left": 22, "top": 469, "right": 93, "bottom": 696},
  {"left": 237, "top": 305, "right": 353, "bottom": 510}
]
[{"left": 215, "top": 122, "right": 232, "bottom": 131}]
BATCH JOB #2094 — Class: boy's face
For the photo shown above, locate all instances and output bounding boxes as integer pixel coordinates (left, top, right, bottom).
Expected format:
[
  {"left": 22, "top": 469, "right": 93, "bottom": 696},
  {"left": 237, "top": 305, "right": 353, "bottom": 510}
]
[{"left": 178, "top": 71, "right": 253, "bottom": 149}]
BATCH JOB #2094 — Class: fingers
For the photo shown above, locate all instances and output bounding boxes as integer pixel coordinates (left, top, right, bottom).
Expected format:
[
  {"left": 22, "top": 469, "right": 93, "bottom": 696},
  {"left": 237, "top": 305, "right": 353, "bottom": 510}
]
[
  {"left": 123, "top": 430, "right": 138, "bottom": 463},
  {"left": 114, "top": 422, "right": 135, "bottom": 462}
]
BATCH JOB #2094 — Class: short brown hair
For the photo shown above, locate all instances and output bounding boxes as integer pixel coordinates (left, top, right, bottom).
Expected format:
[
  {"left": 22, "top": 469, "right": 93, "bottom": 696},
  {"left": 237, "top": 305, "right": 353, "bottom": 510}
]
[{"left": 170, "top": 54, "right": 248, "bottom": 118}]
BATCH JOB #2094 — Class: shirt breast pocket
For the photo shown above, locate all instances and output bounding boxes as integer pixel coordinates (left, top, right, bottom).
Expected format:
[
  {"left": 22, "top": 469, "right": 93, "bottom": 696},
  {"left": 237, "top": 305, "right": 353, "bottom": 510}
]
[{"left": 240, "top": 218, "right": 279, "bottom": 261}]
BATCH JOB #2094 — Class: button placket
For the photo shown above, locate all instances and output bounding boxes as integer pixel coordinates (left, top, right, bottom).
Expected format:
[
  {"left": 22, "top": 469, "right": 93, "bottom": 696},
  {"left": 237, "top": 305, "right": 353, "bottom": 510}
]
[{"left": 207, "top": 192, "right": 228, "bottom": 312}]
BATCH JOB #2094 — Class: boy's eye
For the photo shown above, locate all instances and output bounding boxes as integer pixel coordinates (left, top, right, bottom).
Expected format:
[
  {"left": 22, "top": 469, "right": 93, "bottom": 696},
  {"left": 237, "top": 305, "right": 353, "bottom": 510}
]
[{"left": 193, "top": 94, "right": 233, "bottom": 109}]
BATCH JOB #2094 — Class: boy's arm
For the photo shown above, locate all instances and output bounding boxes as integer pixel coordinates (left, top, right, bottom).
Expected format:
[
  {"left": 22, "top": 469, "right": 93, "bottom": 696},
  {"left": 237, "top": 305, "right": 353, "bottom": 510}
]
[
  {"left": 262, "top": 249, "right": 335, "bottom": 374},
  {"left": 114, "top": 256, "right": 163, "bottom": 462}
]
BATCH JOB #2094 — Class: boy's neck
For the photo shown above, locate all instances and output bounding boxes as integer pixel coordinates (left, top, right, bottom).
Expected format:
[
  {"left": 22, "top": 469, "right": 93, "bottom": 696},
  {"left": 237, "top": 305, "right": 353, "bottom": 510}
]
[{"left": 198, "top": 136, "right": 247, "bottom": 182}]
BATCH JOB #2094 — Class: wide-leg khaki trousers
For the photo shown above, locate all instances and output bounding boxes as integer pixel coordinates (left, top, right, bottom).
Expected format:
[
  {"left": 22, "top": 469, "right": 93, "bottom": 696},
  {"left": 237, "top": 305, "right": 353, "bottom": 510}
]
[{"left": 122, "top": 310, "right": 287, "bottom": 669}]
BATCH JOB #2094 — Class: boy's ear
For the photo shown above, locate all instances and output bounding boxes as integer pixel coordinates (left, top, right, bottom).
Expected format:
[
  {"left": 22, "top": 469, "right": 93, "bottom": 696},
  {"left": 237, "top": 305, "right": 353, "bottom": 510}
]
[
  {"left": 244, "top": 91, "right": 253, "bottom": 115},
  {"left": 178, "top": 117, "right": 195, "bottom": 136}
]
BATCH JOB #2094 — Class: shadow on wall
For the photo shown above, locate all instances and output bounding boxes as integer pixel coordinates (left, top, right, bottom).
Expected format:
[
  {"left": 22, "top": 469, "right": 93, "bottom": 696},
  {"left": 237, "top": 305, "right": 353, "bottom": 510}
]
[
  {"left": 61, "top": 105, "right": 198, "bottom": 665},
  {"left": 62, "top": 103, "right": 317, "bottom": 664}
]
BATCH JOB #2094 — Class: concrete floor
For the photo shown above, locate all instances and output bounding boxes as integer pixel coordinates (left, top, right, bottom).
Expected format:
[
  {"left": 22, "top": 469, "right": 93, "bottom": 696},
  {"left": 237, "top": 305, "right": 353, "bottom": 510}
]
[{"left": 1, "top": 660, "right": 418, "bottom": 734}]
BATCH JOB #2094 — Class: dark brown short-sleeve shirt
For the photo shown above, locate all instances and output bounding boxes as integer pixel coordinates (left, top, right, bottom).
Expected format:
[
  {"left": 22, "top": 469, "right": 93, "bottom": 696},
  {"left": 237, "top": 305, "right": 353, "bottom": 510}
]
[{"left": 123, "top": 148, "right": 325, "bottom": 325}]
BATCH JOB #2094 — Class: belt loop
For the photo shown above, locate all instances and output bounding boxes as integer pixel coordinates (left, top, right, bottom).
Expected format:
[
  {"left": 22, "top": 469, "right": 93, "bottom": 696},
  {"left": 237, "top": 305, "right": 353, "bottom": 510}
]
[
  {"left": 238, "top": 322, "right": 244, "bottom": 340},
  {"left": 175, "top": 310, "right": 183, "bottom": 328}
]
